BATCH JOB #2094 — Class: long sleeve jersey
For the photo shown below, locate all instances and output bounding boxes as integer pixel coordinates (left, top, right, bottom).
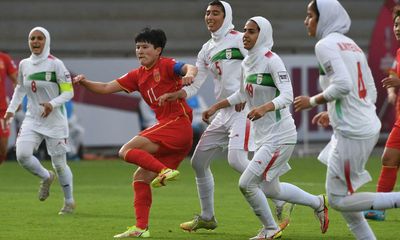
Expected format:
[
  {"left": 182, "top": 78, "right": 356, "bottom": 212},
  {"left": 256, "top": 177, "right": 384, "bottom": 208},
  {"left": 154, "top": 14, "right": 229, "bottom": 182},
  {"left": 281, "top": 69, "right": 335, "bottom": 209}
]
[
  {"left": 183, "top": 30, "right": 246, "bottom": 101},
  {"left": 7, "top": 55, "right": 73, "bottom": 138},
  {"left": 316, "top": 32, "right": 381, "bottom": 139}
]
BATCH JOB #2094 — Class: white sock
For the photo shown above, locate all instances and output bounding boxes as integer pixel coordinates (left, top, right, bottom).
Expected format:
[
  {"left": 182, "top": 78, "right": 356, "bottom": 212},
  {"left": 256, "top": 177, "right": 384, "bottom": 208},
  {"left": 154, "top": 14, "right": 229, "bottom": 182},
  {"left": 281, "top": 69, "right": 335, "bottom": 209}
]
[
  {"left": 330, "top": 192, "right": 400, "bottom": 211},
  {"left": 16, "top": 141, "right": 50, "bottom": 180},
  {"left": 263, "top": 182, "right": 320, "bottom": 209},
  {"left": 341, "top": 212, "right": 376, "bottom": 240},
  {"left": 51, "top": 154, "right": 74, "bottom": 202},
  {"left": 196, "top": 175, "right": 215, "bottom": 220},
  {"left": 239, "top": 170, "right": 277, "bottom": 230}
]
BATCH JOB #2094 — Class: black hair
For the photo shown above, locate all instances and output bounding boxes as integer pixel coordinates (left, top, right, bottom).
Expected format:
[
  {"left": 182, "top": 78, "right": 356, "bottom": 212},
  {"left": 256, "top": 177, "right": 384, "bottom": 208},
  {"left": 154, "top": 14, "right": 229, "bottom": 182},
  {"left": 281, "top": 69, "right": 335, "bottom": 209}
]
[
  {"left": 208, "top": 0, "right": 225, "bottom": 16},
  {"left": 310, "top": 0, "right": 320, "bottom": 21},
  {"left": 393, "top": 5, "right": 400, "bottom": 22},
  {"left": 134, "top": 27, "right": 167, "bottom": 54}
]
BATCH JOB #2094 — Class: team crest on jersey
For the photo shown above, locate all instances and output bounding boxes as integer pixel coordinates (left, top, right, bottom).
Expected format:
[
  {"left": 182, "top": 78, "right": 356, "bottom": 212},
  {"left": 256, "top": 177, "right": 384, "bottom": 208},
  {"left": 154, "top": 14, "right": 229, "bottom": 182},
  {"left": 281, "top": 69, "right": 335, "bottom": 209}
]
[
  {"left": 278, "top": 71, "right": 289, "bottom": 83},
  {"left": 256, "top": 74, "right": 263, "bottom": 84},
  {"left": 45, "top": 72, "right": 52, "bottom": 81},
  {"left": 153, "top": 68, "right": 160, "bottom": 82},
  {"left": 226, "top": 48, "right": 232, "bottom": 59}
]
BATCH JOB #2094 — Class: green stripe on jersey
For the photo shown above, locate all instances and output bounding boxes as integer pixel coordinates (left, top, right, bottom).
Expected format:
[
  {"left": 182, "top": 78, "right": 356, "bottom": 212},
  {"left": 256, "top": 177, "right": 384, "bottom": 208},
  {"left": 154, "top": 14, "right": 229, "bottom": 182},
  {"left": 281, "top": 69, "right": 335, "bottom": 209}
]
[
  {"left": 28, "top": 71, "right": 57, "bottom": 83},
  {"left": 211, "top": 48, "right": 244, "bottom": 62},
  {"left": 335, "top": 99, "right": 343, "bottom": 119},
  {"left": 245, "top": 73, "right": 275, "bottom": 87},
  {"left": 275, "top": 90, "right": 281, "bottom": 121},
  {"left": 319, "top": 64, "right": 326, "bottom": 75}
]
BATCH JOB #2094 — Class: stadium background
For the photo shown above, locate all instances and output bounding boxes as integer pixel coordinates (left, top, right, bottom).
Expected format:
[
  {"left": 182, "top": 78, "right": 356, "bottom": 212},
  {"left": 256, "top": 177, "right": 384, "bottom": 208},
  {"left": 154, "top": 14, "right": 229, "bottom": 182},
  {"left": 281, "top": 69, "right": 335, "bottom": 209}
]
[{"left": 0, "top": 0, "right": 392, "bottom": 157}]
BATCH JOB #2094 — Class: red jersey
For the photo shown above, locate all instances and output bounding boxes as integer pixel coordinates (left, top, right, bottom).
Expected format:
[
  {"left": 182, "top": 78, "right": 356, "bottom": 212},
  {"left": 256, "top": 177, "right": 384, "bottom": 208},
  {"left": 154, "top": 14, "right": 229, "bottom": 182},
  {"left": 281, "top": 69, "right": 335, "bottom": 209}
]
[
  {"left": 0, "top": 52, "right": 17, "bottom": 111},
  {"left": 117, "top": 57, "right": 192, "bottom": 121}
]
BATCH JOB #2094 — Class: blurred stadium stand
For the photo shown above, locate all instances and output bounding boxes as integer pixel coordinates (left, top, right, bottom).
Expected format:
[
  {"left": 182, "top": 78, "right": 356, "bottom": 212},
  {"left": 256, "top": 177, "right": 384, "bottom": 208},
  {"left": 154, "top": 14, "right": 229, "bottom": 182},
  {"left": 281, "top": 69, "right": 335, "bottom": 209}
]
[{"left": 0, "top": 0, "right": 383, "bottom": 58}]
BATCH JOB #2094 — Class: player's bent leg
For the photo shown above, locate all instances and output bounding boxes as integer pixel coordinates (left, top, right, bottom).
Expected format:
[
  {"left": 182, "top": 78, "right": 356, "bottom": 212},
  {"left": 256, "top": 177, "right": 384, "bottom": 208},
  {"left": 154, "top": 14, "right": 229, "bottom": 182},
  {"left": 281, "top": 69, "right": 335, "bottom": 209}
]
[
  {"left": 341, "top": 211, "right": 376, "bottom": 240},
  {"left": 227, "top": 148, "right": 249, "bottom": 173}
]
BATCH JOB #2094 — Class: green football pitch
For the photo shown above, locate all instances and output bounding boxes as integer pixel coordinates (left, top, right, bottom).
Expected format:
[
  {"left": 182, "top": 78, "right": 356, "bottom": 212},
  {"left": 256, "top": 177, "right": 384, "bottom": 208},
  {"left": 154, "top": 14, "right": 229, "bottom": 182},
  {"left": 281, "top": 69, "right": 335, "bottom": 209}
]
[{"left": 0, "top": 156, "right": 399, "bottom": 240}]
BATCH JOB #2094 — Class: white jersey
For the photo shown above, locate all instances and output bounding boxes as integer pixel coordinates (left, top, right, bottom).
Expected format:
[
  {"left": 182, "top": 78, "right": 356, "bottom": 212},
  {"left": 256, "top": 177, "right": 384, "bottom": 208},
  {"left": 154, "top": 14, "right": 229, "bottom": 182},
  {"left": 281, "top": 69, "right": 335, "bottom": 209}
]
[
  {"left": 228, "top": 50, "right": 297, "bottom": 149},
  {"left": 316, "top": 32, "right": 381, "bottom": 139},
  {"left": 183, "top": 30, "right": 246, "bottom": 101},
  {"left": 7, "top": 55, "right": 73, "bottom": 138}
]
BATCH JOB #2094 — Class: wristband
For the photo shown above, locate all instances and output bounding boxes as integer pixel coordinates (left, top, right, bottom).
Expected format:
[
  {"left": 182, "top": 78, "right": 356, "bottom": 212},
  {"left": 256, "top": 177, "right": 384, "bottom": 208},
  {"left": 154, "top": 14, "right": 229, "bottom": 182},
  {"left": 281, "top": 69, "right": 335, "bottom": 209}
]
[{"left": 309, "top": 96, "right": 318, "bottom": 107}]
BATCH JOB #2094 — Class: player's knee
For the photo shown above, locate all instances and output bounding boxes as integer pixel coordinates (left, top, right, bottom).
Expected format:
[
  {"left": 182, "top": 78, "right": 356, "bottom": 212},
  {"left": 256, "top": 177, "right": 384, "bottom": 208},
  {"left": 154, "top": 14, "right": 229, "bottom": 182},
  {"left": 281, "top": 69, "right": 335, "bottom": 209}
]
[
  {"left": 328, "top": 193, "right": 344, "bottom": 211},
  {"left": 227, "top": 149, "right": 248, "bottom": 173},
  {"left": 118, "top": 146, "right": 129, "bottom": 160},
  {"left": 238, "top": 175, "right": 256, "bottom": 197},
  {"left": 16, "top": 148, "right": 31, "bottom": 164}
]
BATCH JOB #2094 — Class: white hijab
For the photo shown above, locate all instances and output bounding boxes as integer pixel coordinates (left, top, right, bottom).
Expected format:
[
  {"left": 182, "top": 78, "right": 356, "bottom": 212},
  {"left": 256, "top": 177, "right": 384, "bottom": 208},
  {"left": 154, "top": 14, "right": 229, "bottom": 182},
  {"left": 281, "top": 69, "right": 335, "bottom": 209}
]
[
  {"left": 29, "top": 26, "right": 50, "bottom": 65},
  {"left": 243, "top": 16, "right": 273, "bottom": 69},
  {"left": 210, "top": 1, "right": 234, "bottom": 43},
  {"left": 315, "top": 0, "right": 351, "bottom": 39}
]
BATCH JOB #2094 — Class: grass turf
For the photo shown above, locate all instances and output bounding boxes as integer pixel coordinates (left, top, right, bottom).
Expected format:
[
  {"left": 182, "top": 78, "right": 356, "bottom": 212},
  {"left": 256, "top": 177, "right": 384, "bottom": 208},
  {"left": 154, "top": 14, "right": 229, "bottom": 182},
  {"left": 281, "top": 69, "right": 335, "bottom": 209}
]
[{"left": 0, "top": 156, "right": 399, "bottom": 239}]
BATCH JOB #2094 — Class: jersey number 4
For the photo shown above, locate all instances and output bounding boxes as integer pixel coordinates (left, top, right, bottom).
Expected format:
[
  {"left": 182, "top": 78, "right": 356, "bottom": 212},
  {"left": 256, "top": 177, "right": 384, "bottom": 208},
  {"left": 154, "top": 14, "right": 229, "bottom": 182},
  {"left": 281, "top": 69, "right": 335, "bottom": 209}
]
[{"left": 357, "top": 62, "right": 366, "bottom": 99}]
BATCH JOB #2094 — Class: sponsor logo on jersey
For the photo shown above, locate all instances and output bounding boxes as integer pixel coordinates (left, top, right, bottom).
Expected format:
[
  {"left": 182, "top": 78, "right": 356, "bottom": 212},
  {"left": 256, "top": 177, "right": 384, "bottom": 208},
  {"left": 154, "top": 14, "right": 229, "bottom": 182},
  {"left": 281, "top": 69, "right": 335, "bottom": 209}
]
[
  {"left": 226, "top": 48, "right": 232, "bottom": 59},
  {"left": 45, "top": 72, "right": 52, "bottom": 81},
  {"left": 256, "top": 73, "right": 263, "bottom": 84},
  {"left": 278, "top": 71, "right": 289, "bottom": 82},
  {"left": 323, "top": 61, "right": 334, "bottom": 77}
]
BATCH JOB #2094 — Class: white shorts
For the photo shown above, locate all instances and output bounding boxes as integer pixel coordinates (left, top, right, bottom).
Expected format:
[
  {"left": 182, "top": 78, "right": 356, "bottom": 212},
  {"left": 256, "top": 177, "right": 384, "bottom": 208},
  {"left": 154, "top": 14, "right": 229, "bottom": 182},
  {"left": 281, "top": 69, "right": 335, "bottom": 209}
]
[
  {"left": 196, "top": 106, "right": 254, "bottom": 151},
  {"left": 247, "top": 143, "right": 293, "bottom": 182},
  {"left": 319, "top": 132, "right": 379, "bottom": 195},
  {"left": 17, "top": 124, "right": 70, "bottom": 156}
]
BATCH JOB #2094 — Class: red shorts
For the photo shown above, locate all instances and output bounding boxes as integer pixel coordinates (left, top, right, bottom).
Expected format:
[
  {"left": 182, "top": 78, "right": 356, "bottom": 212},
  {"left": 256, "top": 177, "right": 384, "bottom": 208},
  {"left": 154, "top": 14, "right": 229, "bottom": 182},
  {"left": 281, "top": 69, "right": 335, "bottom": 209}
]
[
  {"left": 0, "top": 111, "right": 10, "bottom": 138},
  {"left": 386, "top": 119, "right": 400, "bottom": 150},
  {"left": 140, "top": 115, "right": 193, "bottom": 169}
]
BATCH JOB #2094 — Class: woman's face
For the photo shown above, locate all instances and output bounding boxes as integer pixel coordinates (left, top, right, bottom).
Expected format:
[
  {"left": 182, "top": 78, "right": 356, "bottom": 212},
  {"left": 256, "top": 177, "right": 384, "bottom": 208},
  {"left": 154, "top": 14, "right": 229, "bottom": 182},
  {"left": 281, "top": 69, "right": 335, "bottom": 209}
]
[
  {"left": 304, "top": 1, "right": 318, "bottom": 37},
  {"left": 135, "top": 42, "right": 161, "bottom": 69},
  {"left": 243, "top": 20, "right": 260, "bottom": 50},
  {"left": 394, "top": 16, "right": 400, "bottom": 41},
  {"left": 29, "top": 30, "right": 46, "bottom": 55},
  {"left": 204, "top": 4, "right": 225, "bottom": 33}
]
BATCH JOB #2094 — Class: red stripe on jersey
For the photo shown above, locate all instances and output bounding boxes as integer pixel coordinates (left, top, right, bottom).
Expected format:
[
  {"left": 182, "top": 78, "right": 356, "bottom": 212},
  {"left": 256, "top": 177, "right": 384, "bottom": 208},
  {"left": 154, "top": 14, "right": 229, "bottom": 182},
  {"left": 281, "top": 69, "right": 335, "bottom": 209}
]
[
  {"left": 265, "top": 51, "right": 273, "bottom": 58},
  {"left": 243, "top": 119, "right": 251, "bottom": 151},
  {"left": 262, "top": 149, "right": 280, "bottom": 179},
  {"left": 344, "top": 160, "right": 354, "bottom": 194}
]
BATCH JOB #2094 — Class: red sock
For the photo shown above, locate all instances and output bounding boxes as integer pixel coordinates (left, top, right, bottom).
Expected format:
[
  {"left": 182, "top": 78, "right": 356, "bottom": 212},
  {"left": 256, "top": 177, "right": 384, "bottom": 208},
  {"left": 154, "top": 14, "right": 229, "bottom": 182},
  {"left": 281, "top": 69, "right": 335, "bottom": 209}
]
[
  {"left": 124, "top": 149, "right": 166, "bottom": 173},
  {"left": 133, "top": 181, "right": 152, "bottom": 229},
  {"left": 377, "top": 166, "right": 398, "bottom": 192}
]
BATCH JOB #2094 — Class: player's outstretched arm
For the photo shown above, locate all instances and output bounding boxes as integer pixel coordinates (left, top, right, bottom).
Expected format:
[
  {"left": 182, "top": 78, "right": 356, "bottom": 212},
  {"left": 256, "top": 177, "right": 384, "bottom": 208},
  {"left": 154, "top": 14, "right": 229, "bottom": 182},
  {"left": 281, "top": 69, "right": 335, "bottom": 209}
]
[{"left": 73, "top": 74, "right": 122, "bottom": 94}]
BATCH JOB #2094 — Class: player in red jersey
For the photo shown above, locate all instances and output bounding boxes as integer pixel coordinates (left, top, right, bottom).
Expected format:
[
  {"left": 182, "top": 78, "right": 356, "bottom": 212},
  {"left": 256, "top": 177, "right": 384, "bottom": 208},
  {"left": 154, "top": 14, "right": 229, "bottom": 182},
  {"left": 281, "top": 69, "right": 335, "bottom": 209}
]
[
  {"left": 365, "top": 5, "right": 400, "bottom": 221},
  {"left": 0, "top": 51, "right": 17, "bottom": 164},
  {"left": 74, "top": 27, "right": 197, "bottom": 238}
]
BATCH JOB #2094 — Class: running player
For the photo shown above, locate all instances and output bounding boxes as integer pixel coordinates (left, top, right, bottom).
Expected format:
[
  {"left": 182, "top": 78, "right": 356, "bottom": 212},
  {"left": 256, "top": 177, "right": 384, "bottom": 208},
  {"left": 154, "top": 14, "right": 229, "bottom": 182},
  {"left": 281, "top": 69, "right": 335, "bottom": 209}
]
[
  {"left": 4, "top": 27, "right": 75, "bottom": 214},
  {"left": 295, "top": 1, "right": 400, "bottom": 239},
  {"left": 203, "top": 16, "right": 329, "bottom": 240}
]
